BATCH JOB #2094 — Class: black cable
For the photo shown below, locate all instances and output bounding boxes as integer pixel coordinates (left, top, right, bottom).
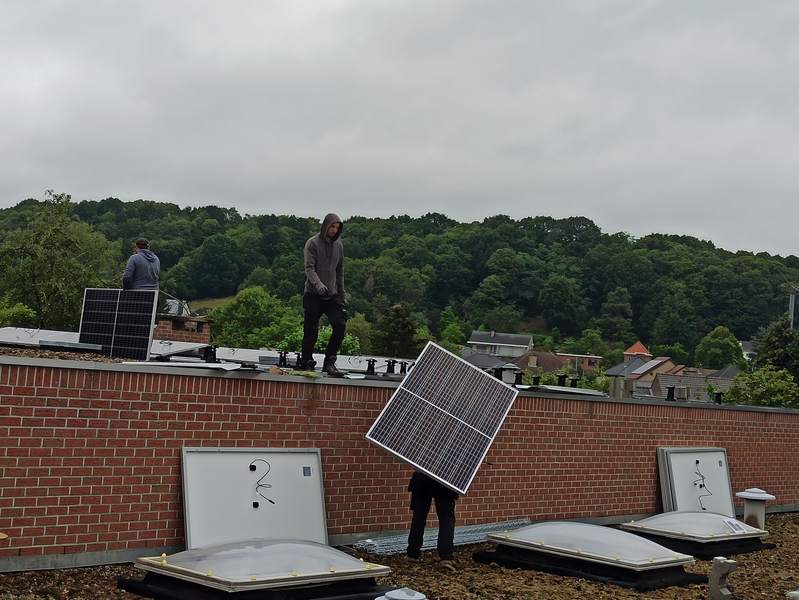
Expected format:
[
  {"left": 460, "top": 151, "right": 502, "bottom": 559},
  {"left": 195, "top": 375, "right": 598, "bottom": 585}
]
[
  {"left": 249, "top": 459, "right": 276, "bottom": 504},
  {"left": 692, "top": 459, "right": 713, "bottom": 510}
]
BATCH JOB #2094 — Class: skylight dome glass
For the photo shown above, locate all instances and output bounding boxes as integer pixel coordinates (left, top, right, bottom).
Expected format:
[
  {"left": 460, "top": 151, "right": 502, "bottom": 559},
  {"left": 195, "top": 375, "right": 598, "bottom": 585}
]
[
  {"left": 487, "top": 521, "right": 693, "bottom": 571},
  {"left": 621, "top": 511, "right": 767, "bottom": 542},
  {"left": 136, "top": 539, "right": 390, "bottom": 592}
]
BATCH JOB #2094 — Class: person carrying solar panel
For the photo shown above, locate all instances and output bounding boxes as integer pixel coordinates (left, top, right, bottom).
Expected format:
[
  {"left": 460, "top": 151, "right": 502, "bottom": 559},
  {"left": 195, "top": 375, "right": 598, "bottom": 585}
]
[
  {"left": 299, "top": 213, "right": 347, "bottom": 376},
  {"left": 406, "top": 471, "right": 459, "bottom": 573},
  {"left": 122, "top": 238, "right": 160, "bottom": 290}
]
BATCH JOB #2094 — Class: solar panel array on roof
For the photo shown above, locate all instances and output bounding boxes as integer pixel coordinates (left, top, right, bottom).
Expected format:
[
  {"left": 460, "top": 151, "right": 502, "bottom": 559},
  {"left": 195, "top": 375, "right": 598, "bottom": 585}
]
[
  {"left": 366, "top": 342, "right": 517, "bottom": 494},
  {"left": 78, "top": 288, "right": 157, "bottom": 360}
]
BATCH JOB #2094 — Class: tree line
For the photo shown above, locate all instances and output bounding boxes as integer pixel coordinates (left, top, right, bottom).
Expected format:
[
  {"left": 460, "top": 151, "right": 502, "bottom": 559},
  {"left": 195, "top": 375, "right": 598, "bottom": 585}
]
[{"left": 1, "top": 192, "right": 798, "bottom": 377}]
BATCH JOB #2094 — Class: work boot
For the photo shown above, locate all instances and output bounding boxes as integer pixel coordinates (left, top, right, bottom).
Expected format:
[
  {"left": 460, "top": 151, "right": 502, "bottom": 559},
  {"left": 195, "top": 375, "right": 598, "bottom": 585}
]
[
  {"left": 296, "top": 358, "right": 316, "bottom": 371},
  {"left": 322, "top": 356, "right": 342, "bottom": 377},
  {"left": 437, "top": 559, "right": 457, "bottom": 574}
]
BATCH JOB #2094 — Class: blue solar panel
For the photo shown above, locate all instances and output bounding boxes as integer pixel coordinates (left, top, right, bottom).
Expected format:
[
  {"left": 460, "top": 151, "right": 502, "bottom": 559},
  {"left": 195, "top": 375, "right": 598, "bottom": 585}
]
[
  {"left": 366, "top": 342, "right": 518, "bottom": 494},
  {"left": 78, "top": 288, "right": 157, "bottom": 360}
]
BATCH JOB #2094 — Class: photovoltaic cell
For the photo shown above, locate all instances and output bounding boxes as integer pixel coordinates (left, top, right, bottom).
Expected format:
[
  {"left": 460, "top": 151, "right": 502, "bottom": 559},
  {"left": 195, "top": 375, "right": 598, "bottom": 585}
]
[
  {"left": 79, "top": 288, "right": 157, "bottom": 360},
  {"left": 366, "top": 342, "right": 517, "bottom": 494}
]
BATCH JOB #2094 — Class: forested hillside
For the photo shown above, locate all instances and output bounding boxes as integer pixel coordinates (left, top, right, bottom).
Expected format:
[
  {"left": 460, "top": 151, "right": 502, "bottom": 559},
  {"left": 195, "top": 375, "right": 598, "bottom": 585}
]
[{"left": 1, "top": 193, "right": 797, "bottom": 363}]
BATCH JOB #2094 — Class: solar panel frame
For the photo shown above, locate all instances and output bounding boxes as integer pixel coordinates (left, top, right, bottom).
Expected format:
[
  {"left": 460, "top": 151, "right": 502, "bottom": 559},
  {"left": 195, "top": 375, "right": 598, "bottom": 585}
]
[
  {"left": 78, "top": 288, "right": 158, "bottom": 360},
  {"left": 366, "top": 342, "right": 518, "bottom": 495}
]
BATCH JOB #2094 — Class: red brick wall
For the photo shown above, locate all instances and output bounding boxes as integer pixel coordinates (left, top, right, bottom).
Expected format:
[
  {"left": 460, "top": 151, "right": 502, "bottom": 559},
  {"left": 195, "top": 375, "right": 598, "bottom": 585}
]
[
  {"left": 0, "top": 360, "right": 797, "bottom": 561},
  {"left": 153, "top": 316, "right": 210, "bottom": 344}
]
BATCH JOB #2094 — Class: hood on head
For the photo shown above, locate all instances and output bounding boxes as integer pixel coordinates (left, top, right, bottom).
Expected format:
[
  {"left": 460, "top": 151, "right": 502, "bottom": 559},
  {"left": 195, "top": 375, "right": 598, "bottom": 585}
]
[
  {"left": 319, "top": 213, "right": 343, "bottom": 241},
  {"left": 139, "top": 249, "right": 157, "bottom": 262}
]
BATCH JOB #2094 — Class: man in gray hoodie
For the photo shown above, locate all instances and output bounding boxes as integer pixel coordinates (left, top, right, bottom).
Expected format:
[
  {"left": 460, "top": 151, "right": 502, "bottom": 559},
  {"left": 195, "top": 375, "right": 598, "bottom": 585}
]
[
  {"left": 122, "top": 238, "right": 160, "bottom": 290},
  {"left": 300, "top": 214, "right": 346, "bottom": 375}
]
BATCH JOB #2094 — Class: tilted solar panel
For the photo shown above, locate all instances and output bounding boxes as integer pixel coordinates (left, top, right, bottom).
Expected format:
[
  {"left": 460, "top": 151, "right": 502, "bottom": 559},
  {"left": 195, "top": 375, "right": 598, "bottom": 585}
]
[
  {"left": 366, "top": 342, "right": 518, "bottom": 494},
  {"left": 78, "top": 288, "right": 158, "bottom": 360}
]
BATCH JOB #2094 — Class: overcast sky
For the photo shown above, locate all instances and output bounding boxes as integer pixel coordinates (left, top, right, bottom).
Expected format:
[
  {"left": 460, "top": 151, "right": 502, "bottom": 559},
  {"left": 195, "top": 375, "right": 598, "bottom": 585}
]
[{"left": 2, "top": 1, "right": 798, "bottom": 255}]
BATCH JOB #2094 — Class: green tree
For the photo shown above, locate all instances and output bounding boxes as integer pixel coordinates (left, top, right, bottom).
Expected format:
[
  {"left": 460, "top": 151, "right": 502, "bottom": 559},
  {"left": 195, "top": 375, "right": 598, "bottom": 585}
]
[
  {"left": 650, "top": 283, "right": 705, "bottom": 353},
  {"left": 372, "top": 303, "right": 422, "bottom": 358},
  {"left": 725, "top": 366, "right": 799, "bottom": 408},
  {"left": 538, "top": 274, "right": 588, "bottom": 335},
  {"left": 0, "top": 191, "right": 118, "bottom": 329},
  {"left": 651, "top": 342, "right": 690, "bottom": 365},
  {"left": 559, "top": 328, "right": 609, "bottom": 359},
  {"left": 591, "top": 287, "right": 635, "bottom": 344},
  {"left": 694, "top": 326, "right": 744, "bottom": 369},
  {"left": 753, "top": 316, "right": 799, "bottom": 378},
  {"left": 345, "top": 312, "right": 373, "bottom": 354},
  {"left": 463, "top": 275, "right": 507, "bottom": 325},
  {"left": 209, "top": 287, "right": 293, "bottom": 347},
  {"left": 478, "top": 305, "right": 524, "bottom": 333},
  {"left": 0, "top": 300, "right": 36, "bottom": 327},
  {"left": 440, "top": 322, "right": 467, "bottom": 346},
  {"left": 275, "top": 324, "right": 361, "bottom": 356},
  {"left": 164, "top": 233, "right": 245, "bottom": 299},
  {"left": 439, "top": 305, "right": 465, "bottom": 332}
]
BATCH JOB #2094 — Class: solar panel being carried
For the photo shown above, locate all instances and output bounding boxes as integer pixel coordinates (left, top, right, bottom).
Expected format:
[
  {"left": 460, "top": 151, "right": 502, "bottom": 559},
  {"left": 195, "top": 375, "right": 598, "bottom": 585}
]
[
  {"left": 79, "top": 288, "right": 158, "bottom": 360},
  {"left": 366, "top": 342, "right": 517, "bottom": 494}
]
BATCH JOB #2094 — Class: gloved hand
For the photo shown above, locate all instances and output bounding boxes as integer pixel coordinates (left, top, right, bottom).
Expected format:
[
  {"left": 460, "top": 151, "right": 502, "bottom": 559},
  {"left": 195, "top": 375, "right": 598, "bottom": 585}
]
[{"left": 315, "top": 283, "right": 329, "bottom": 296}]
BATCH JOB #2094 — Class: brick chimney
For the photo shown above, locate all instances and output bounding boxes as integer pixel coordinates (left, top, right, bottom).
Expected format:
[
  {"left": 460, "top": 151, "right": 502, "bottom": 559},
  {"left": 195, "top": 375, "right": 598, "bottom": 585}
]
[{"left": 154, "top": 315, "right": 211, "bottom": 344}]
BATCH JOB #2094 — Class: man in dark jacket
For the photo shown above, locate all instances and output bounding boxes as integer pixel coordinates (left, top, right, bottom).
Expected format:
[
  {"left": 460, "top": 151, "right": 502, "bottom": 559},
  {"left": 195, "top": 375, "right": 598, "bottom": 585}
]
[
  {"left": 122, "top": 238, "right": 160, "bottom": 290},
  {"left": 406, "top": 471, "right": 459, "bottom": 573},
  {"left": 300, "top": 214, "right": 347, "bottom": 375}
]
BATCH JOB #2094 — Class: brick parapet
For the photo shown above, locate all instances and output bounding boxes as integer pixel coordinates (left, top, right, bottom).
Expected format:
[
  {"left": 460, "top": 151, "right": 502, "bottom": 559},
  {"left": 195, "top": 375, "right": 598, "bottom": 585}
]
[{"left": 0, "top": 358, "right": 796, "bottom": 563}]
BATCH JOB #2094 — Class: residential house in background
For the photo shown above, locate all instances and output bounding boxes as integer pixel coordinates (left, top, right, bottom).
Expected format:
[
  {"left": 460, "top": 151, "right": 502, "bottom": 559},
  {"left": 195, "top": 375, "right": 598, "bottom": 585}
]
[
  {"left": 556, "top": 352, "right": 603, "bottom": 374},
  {"left": 623, "top": 340, "right": 653, "bottom": 363},
  {"left": 606, "top": 356, "right": 647, "bottom": 398},
  {"left": 650, "top": 365, "right": 740, "bottom": 402},
  {"left": 461, "top": 347, "right": 521, "bottom": 384},
  {"left": 517, "top": 350, "right": 569, "bottom": 372},
  {"left": 466, "top": 331, "right": 533, "bottom": 358},
  {"left": 627, "top": 356, "right": 678, "bottom": 395},
  {"left": 606, "top": 354, "right": 678, "bottom": 399}
]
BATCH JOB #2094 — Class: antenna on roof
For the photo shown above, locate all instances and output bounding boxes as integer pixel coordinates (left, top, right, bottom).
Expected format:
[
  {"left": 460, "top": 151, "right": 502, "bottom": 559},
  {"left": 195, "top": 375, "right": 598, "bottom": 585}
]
[
  {"left": 790, "top": 285, "right": 799, "bottom": 330},
  {"left": 159, "top": 289, "right": 192, "bottom": 317}
]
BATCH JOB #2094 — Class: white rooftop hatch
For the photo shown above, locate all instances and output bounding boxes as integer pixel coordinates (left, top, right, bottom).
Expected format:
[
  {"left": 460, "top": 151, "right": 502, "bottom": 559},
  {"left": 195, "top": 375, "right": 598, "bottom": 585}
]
[
  {"left": 658, "top": 447, "right": 735, "bottom": 517},
  {"left": 486, "top": 522, "right": 694, "bottom": 571},
  {"left": 621, "top": 511, "right": 767, "bottom": 543},
  {"left": 136, "top": 539, "right": 390, "bottom": 592},
  {"left": 181, "top": 447, "right": 327, "bottom": 548}
]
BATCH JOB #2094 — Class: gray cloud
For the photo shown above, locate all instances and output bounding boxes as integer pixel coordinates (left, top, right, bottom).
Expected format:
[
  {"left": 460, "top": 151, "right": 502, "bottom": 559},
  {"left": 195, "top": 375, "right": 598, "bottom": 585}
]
[{"left": 2, "top": 0, "right": 798, "bottom": 255}]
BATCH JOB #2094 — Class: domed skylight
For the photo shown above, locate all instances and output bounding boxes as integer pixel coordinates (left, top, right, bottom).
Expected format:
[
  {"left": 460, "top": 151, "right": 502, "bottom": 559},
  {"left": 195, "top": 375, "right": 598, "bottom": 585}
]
[
  {"left": 487, "top": 521, "right": 693, "bottom": 571},
  {"left": 621, "top": 511, "right": 767, "bottom": 542},
  {"left": 136, "top": 539, "right": 390, "bottom": 592}
]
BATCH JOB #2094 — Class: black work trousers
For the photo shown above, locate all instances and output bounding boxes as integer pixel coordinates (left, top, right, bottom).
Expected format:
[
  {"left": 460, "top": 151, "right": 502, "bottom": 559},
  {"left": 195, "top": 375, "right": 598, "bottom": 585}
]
[
  {"left": 407, "top": 488, "right": 457, "bottom": 560},
  {"left": 301, "top": 293, "right": 346, "bottom": 363}
]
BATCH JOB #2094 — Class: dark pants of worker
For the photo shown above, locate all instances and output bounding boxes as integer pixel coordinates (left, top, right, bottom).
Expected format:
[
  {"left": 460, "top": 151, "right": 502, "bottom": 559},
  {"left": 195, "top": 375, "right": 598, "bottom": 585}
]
[
  {"left": 407, "top": 490, "right": 456, "bottom": 560},
  {"left": 301, "top": 293, "right": 346, "bottom": 364}
]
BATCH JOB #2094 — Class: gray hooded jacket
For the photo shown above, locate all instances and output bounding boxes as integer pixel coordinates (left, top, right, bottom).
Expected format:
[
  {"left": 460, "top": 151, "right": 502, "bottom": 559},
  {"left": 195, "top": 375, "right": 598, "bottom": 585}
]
[
  {"left": 304, "top": 214, "right": 344, "bottom": 303},
  {"left": 122, "top": 249, "right": 160, "bottom": 290}
]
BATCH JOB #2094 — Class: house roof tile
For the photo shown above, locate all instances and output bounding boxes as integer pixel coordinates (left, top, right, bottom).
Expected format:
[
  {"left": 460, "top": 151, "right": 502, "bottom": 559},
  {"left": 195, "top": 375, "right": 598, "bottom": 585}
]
[
  {"left": 624, "top": 341, "right": 651, "bottom": 355},
  {"left": 605, "top": 356, "right": 646, "bottom": 377}
]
